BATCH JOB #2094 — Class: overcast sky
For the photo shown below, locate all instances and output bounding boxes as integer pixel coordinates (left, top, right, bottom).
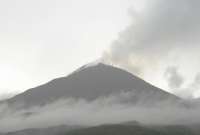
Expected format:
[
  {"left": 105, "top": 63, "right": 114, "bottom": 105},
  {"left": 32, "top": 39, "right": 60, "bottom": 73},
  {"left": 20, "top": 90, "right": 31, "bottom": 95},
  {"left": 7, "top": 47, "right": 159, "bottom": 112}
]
[
  {"left": 0, "top": 0, "right": 200, "bottom": 99},
  {"left": 0, "top": 0, "right": 134, "bottom": 95}
]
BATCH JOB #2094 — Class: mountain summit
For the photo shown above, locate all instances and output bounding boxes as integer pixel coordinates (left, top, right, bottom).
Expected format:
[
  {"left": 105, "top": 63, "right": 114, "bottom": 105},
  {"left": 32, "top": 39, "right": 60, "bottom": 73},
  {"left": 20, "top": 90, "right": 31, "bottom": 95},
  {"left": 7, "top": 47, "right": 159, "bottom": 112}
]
[{"left": 4, "top": 62, "right": 180, "bottom": 108}]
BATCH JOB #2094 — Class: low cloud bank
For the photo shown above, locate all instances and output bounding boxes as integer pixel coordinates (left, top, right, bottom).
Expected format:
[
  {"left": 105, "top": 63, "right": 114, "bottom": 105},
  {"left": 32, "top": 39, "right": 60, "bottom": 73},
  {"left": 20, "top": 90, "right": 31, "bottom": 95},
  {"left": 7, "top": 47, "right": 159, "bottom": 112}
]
[{"left": 0, "top": 92, "right": 199, "bottom": 133}]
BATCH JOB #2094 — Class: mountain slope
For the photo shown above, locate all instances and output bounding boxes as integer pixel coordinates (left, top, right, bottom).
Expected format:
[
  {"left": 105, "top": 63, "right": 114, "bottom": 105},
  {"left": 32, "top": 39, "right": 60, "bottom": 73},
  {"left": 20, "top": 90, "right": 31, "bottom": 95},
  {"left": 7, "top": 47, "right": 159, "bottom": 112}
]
[
  {"left": 66, "top": 124, "right": 195, "bottom": 135},
  {"left": 1, "top": 124, "right": 196, "bottom": 135},
  {"left": 4, "top": 63, "right": 181, "bottom": 108}
]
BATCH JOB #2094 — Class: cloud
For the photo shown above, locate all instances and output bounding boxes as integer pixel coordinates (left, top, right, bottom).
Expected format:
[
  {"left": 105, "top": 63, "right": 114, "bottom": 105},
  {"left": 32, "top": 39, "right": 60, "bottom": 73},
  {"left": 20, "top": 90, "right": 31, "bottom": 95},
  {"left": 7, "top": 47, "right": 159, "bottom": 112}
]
[
  {"left": 164, "top": 67, "right": 184, "bottom": 89},
  {"left": 102, "top": 0, "right": 200, "bottom": 96},
  {"left": 0, "top": 91, "right": 15, "bottom": 101},
  {"left": 181, "top": 74, "right": 200, "bottom": 98},
  {"left": 0, "top": 93, "right": 200, "bottom": 133},
  {"left": 165, "top": 73, "right": 200, "bottom": 99}
]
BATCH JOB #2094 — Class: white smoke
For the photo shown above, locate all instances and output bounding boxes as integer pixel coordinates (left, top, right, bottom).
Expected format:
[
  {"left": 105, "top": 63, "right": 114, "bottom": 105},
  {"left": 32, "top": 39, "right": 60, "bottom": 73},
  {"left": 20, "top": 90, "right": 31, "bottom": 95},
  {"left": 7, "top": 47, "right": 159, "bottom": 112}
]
[{"left": 102, "top": 0, "right": 200, "bottom": 98}]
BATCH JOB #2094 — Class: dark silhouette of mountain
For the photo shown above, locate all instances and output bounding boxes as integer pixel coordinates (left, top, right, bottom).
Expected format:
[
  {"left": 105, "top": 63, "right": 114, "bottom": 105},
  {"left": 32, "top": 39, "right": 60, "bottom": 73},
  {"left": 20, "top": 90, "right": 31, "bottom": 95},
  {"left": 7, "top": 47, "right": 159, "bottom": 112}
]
[
  {"left": 65, "top": 124, "right": 195, "bottom": 135},
  {"left": 0, "top": 124, "right": 196, "bottom": 135},
  {"left": 188, "top": 123, "right": 200, "bottom": 135},
  {"left": 3, "top": 62, "right": 181, "bottom": 108}
]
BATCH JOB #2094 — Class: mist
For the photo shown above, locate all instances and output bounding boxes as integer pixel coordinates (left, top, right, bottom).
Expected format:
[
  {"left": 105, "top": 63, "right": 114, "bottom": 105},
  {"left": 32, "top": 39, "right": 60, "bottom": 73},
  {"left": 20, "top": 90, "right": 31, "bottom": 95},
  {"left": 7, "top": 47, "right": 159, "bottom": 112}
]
[{"left": 0, "top": 92, "right": 199, "bottom": 133}]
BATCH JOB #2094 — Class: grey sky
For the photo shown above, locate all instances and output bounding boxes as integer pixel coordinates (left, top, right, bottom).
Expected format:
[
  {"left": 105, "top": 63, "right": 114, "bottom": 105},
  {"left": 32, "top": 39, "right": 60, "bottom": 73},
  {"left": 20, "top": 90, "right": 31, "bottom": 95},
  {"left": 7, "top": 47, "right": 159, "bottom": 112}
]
[{"left": 0, "top": 0, "right": 134, "bottom": 95}]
